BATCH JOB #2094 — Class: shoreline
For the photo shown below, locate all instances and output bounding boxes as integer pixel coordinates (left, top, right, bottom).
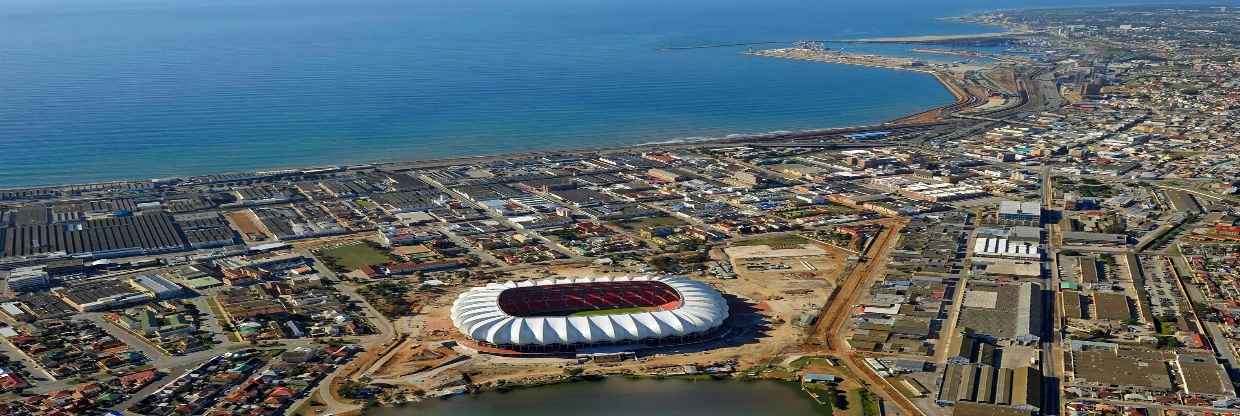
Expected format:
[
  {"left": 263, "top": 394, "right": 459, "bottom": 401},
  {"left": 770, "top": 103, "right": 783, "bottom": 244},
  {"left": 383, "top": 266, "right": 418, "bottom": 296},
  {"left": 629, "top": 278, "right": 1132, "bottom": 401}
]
[
  {"left": 0, "top": 64, "right": 969, "bottom": 193},
  {"left": 0, "top": 117, "right": 953, "bottom": 193},
  {"left": 0, "top": 7, "right": 1021, "bottom": 192},
  {"left": 0, "top": 45, "right": 1000, "bottom": 192},
  {"left": 372, "top": 373, "right": 818, "bottom": 411}
]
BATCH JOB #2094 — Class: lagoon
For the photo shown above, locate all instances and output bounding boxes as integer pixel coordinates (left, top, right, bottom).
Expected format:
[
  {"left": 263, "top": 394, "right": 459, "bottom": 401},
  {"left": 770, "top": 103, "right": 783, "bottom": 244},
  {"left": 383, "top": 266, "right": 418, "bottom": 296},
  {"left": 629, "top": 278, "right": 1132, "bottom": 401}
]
[{"left": 367, "top": 378, "right": 831, "bottom": 416}]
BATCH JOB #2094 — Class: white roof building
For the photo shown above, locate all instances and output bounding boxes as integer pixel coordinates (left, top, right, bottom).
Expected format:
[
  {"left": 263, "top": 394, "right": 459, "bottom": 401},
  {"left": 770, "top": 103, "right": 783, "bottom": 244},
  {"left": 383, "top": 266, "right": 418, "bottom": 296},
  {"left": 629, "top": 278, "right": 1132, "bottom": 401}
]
[
  {"left": 973, "top": 237, "right": 1043, "bottom": 261},
  {"left": 451, "top": 275, "right": 728, "bottom": 347}
]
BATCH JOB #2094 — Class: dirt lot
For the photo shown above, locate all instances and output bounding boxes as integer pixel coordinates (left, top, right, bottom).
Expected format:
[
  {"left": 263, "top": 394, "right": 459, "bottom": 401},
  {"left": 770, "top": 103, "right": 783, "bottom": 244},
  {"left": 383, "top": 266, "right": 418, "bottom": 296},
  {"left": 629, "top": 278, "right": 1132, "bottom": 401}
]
[
  {"left": 721, "top": 242, "right": 850, "bottom": 325},
  {"left": 226, "top": 209, "right": 270, "bottom": 242}
]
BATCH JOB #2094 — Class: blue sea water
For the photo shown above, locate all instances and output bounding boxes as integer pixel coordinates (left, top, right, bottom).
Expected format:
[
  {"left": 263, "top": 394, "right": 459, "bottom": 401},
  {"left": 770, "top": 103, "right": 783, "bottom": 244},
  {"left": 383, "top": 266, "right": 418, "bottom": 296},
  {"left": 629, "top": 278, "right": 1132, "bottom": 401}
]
[{"left": 0, "top": 0, "right": 1190, "bottom": 186}]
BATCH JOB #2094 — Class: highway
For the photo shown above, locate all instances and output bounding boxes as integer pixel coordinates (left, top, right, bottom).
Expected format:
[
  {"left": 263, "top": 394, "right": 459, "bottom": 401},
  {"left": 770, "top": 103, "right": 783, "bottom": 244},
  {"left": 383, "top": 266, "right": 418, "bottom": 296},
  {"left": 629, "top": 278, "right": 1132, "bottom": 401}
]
[{"left": 1041, "top": 163, "right": 1064, "bottom": 416}]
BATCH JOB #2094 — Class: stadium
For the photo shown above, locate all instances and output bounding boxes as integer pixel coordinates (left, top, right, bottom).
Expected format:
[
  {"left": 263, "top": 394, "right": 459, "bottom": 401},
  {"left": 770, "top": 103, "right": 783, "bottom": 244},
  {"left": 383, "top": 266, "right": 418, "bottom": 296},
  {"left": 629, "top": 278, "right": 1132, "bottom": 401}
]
[{"left": 450, "top": 275, "right": 729, "bottom": 352}]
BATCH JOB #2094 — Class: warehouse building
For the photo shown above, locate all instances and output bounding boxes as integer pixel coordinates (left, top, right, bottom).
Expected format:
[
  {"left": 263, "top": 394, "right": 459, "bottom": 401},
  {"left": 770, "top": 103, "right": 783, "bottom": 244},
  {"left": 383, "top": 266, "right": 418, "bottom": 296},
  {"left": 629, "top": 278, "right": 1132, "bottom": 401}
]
[
  {"left": 1, "top": 212, "right": 185, "bottom": 259},
  {"left": 998, "top": 201, "right": 1042, "bottom": 224},
  {"left": 1, "top": 266, "right": 51, "bottom": 292},
  {"left": 938, "top": 363, "right": 1042, "bottom": 415}
]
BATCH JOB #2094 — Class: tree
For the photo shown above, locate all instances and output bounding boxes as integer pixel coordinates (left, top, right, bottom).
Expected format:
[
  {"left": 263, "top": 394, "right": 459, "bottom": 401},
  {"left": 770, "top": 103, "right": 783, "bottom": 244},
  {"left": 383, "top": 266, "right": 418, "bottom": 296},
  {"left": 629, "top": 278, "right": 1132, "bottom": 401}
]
[{"left": 828, "top": 384, "right": 849, "bottom": 410}]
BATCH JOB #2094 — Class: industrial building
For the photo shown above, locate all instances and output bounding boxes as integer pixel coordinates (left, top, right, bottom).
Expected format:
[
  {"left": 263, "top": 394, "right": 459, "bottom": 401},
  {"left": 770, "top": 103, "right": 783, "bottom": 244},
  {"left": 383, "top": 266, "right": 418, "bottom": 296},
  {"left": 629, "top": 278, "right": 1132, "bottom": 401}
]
[
  {"left": 938, "top": 363, "right": 1042, "bottom": 416},
  {"left": 1068, "top": 341, "right": 1174, "bottom": 395},
  {"left": 973, "top": 238, "right": 1043, "bottom": 261},
  {"left": 957, "top": 282, "right": 1043, "bottom": 342},
  {"left": 1, "top": 266, "right": 51, "bottom": 292},
  {"left": 53, "top": 279, "right": 153, "bottom": 312},
  {"left": 1, "top": 212, "right": 185, "bottom": 259},
  {"left": 998, "top": 201, "right": 1042, "bottom": 224},
  {"left": 129, "top": 273, "right": 187, "bottom": 300},
  {"left": 1062, "top": 231, "right": 1129, "bottom": 246}
]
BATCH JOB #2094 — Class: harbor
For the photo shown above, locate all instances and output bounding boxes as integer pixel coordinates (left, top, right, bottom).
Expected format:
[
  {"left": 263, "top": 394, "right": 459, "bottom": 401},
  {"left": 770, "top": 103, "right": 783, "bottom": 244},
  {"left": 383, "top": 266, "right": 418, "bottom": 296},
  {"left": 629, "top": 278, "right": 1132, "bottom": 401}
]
[{"left": 743, "top": 43, "right": 1013, "bottom": 123}]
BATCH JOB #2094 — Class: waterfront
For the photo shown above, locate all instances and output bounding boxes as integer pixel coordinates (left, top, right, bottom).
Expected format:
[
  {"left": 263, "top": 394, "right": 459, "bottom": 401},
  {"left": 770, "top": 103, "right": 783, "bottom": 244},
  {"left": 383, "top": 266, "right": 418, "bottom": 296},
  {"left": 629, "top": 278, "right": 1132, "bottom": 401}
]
[
  {"left": 0, "top": 0, "right": 1003, "bottom": 187},
  {"left": 367, "top": 379, "right": 831, "bottom": 416},
  {"left": 0, "top": 0, "right": 1172, "bottom": 187}
]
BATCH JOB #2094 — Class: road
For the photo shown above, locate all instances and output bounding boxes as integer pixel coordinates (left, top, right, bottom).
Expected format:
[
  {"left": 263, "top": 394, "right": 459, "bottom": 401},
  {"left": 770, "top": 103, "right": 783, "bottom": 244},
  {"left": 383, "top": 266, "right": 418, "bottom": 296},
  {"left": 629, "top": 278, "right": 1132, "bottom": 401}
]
[
  {"left": 287, "top": 247, "right": 400, "bottom": 416},
  {"left": 809, "top": 219, "right": 924, "bottom": 416},
  {"left": 1041, "top": 162, "right": 1064, "bottom": 416}
]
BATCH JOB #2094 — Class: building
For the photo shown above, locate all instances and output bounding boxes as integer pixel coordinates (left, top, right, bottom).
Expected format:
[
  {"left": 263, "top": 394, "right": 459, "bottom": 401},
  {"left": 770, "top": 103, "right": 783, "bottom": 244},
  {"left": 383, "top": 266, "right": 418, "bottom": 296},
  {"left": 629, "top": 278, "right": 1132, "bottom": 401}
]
[
  {"left": 451, "top": 275, "right": 728, "bottom": 350},
  {"left": 868, "top": 176, "right": 988, "bottom": 202},
  {"left": 129, "top": 273, "right": 186, "bottom": 300},
  {"left": 53, "top": 278, "right": 154, "bottom": 312},
  {"left": 1, "top": 212, "right": 186, "bottom": 259},
  {"left": 957, "top": 282, "right": 1043, "bottom": 343},
  {"left": 973, "top": 258, "right": 1043, "bottom": 279},
  {"left": 939, "top": 363, "right": 1042, "bottom": 415},
  {"left": 118, "top": 305, "right": 195, "bottom": 340},
  {"left": 1062, "top": 232, "right": 1128, "bottom": 246},
  {"left": 0, "top": 301, "right": 31, "bottom": 322},
  {"left": 998, "top": 201, "right": 1042, "bottom": 224},
  {"left": 1069, "top": 342, "right": 1174, "bottom": 395},
  {"left": 2, "top": 266, "right": 51, "bottom": 292},
  {"left": 1092, "top": 292, "right": 1133, "bottom": 322},
  {"left": 973, "top": 238, "right": 1043, "bottom": 261},
  {"left": 732, "top": 172, "right": 767, "bottom": 188},
  {"left": 1174, "top": 353, "right": 1236, "bottom": 399}
]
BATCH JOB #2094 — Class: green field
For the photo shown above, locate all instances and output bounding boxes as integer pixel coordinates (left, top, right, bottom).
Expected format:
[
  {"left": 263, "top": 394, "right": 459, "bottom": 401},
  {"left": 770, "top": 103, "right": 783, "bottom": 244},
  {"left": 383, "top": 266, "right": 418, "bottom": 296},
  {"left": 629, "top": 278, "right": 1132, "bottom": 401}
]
[
  {"left": 789, "top": 356, "right": 833, "bottom": 370},
  {"left": 317, "top": 243, "right": 392, "bottom": 271},
  {"left": 852, "top": 389, "right": 879, "bottom": 416},
  {"left": 569, "top": 307, "right": 649, "bottom": 317},
  {"left": 1158, "top": 321, "right": 1177, "bottom": 335}
]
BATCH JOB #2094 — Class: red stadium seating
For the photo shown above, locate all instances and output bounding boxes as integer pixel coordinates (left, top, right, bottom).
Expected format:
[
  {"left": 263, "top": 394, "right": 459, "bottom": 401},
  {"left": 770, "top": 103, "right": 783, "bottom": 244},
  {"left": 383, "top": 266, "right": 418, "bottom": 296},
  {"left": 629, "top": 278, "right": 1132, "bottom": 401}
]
[{"left": 498, "top": 281, "right": 682, "bottom": 317}]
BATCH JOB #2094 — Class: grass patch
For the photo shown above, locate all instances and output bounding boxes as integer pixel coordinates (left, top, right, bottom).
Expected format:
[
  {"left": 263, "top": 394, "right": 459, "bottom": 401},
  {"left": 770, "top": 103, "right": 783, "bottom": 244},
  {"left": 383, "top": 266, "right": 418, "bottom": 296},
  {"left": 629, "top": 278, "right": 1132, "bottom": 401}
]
[
  {"left": 354, "top": 199, "right": 377, "bottom": 209},
  {"left": 853, "top": 389, "right": 879, "bottom": 416},
  {"left": 1158, "top": 321, "right": 1176, "bottom": 335},
  {"left": 733, "top": 234, "right": 810, "bottom": 249},
  {"left": 569, "top": 306, "right": 649, "bottom": 317},
  {"left": 316, "top": 242, "right": 392, "bottom": 271},
  {"left": 789, "top": 356, "right": 833, "bottom": 370}
]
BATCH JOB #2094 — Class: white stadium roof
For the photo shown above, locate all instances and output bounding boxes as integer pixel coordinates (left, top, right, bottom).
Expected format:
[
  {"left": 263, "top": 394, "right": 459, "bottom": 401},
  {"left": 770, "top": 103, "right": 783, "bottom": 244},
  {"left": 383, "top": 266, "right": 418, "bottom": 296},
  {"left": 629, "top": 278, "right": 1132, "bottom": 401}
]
[{"left": 451, "top": 275, "right": 728, "bottom": 347}]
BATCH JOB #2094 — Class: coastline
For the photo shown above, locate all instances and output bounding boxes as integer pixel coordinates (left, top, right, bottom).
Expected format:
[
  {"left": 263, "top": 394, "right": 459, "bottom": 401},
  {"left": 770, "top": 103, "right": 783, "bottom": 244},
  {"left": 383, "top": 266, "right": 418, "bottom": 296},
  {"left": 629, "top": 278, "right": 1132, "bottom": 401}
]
[
  {"left": 0, "top": 0, "right": 1009, "bottom": 192},
  {"left": 0, "top": 66, "right": 964, "bottom": 192},
  {"left": 0, "top": 123, "right": 944, "bottom": 192}
]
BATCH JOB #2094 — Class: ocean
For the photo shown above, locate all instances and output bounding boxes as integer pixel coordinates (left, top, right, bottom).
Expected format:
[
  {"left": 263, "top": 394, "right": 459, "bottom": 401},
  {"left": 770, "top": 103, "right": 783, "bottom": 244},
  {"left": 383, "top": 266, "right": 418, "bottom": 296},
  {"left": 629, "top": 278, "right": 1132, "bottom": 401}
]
[{"left": 0, "top": 0, "right": 1177, "bottom": 186}]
